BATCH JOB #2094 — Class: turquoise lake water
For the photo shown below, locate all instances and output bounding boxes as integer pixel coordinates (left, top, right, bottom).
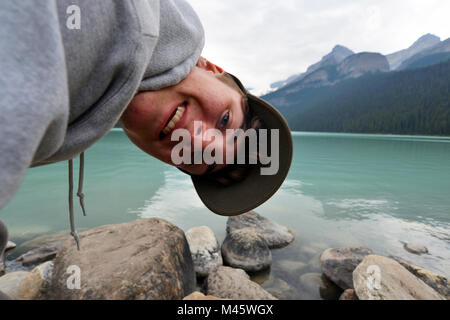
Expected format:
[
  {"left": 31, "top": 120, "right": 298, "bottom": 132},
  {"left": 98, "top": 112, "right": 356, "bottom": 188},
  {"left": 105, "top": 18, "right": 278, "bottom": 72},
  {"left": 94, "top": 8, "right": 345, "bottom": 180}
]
[{"left": 1, "top": 130, "right": 449, "bottom": 298}]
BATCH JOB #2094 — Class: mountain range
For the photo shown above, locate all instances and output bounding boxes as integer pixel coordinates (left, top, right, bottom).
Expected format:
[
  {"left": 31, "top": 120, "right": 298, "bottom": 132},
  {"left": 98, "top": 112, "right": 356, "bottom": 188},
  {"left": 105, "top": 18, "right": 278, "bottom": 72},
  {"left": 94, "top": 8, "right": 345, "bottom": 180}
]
[
  {"left": 270, "top": 45, "right": 354, "bottom": 90},
  {"left": 262, "top": 34, "right": 450, "bottom": 135},
  {"left": 387, "top": 33, "right": 441, "bottom": 70}
]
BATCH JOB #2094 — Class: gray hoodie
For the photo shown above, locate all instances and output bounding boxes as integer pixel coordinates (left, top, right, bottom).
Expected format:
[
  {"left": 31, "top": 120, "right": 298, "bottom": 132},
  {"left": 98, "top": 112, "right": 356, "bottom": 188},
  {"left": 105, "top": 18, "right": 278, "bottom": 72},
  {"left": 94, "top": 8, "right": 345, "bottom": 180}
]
[{"left": 0, "top": 0, "right": 205, "bottom": 211}]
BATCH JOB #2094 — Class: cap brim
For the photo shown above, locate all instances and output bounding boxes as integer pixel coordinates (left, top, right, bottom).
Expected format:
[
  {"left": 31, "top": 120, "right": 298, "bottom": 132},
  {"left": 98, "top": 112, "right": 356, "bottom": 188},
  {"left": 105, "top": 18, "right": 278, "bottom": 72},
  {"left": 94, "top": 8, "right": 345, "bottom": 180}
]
[{"left": 191, "top": 75, "right": 293, "bottom": 216}]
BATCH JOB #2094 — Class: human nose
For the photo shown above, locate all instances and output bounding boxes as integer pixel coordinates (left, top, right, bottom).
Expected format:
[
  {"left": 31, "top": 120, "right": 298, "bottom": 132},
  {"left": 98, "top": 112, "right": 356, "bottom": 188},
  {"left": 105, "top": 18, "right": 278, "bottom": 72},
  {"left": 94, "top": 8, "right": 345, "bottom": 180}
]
[
  {"left": 190, "top": 121, "right": 229, "bottom": 164},
  {"left": 192, "top": 121, "right": 219, "bottom": 150}
]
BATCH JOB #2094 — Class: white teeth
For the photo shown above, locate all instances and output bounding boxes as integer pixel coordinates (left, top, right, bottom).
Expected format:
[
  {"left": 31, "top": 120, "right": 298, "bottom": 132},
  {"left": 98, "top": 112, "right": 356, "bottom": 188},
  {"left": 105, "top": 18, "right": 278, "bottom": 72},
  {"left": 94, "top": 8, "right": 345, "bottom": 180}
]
[{"left": 162, "top": 105, "right": 186, "bottom": 135}]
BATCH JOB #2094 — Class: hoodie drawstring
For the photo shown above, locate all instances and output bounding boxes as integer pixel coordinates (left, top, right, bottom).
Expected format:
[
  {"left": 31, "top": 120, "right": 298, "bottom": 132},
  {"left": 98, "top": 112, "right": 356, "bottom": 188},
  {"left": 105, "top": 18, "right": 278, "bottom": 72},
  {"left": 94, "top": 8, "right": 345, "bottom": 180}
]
[
  {"left": 77, "top": 152, "right": 87, "bottom": 217},
  {"left": 0, "top": 220, "right": 8, "bottom": 271},
  {"left": 68, "top": 152, "right": 86, "bottom": 250}
]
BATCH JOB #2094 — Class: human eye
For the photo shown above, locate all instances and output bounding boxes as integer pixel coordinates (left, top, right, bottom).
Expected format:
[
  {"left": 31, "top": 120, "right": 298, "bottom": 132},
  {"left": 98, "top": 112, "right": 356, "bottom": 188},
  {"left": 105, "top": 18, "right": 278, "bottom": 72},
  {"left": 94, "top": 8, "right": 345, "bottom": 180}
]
[{"left": 219, "top": 110, "right": 231, "bottom": 129}]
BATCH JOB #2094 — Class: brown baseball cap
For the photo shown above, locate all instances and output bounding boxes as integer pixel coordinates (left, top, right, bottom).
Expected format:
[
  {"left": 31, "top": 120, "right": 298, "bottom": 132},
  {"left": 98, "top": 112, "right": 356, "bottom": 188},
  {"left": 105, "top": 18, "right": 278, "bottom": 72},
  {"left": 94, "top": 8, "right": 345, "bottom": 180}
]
[{"left": 188, "top": 73, "right": 293, "bottom": 216}]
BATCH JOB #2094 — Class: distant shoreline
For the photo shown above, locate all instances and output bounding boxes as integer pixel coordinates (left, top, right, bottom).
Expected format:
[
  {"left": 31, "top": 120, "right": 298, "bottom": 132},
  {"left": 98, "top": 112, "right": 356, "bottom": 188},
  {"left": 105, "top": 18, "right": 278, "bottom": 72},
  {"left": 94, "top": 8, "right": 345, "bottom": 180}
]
[
  {"left": 289, "top": 131, "right": 450, "bottom": 140},
  {"left": 110, "top": 128, "right": 450, "bottom": 140}
]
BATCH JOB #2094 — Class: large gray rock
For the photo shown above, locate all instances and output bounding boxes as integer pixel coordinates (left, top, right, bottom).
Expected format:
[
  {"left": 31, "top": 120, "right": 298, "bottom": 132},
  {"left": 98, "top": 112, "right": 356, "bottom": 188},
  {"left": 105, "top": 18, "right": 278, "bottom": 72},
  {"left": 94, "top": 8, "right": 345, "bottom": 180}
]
[
  {"left": 226, "top": 211, "right": 294, "bottom": 249},
  {"left": 221, "top": 228, "right": 271, "bottom": 273},
  {"left": 185, "top": 226, "right": 222, "bottom": 277},
  {"left": 353, "top": 255, "right": 445, "bottom": 300},
  {"left": 46, "top": 218, "right": 196, "bottom": 300},
  {"left": 392, "top": 256, "right": 449, "bottom": 299},
  {"left": 207, "top": 266, "right": 276, "bottom": 300},
  {"left": 15, "top": 246, "right": 58, "bottom": 267},
  {"left": 319, "top": 246, "right": 373, "bottom": 289}
]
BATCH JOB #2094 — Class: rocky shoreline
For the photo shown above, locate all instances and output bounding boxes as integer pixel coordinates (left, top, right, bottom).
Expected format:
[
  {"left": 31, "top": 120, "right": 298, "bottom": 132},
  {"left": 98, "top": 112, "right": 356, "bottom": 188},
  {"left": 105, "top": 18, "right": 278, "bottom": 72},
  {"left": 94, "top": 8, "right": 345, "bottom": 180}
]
[{"left": 0, "top": 211, "right": 448, "bottom": 300}]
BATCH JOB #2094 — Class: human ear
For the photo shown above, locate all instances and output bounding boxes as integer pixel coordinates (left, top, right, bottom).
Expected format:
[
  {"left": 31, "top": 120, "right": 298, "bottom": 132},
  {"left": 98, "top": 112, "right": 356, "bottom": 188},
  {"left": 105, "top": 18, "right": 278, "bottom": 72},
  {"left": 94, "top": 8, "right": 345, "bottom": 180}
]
[{"left": 196, "top": 56, "right": 224, "bottom": 74}]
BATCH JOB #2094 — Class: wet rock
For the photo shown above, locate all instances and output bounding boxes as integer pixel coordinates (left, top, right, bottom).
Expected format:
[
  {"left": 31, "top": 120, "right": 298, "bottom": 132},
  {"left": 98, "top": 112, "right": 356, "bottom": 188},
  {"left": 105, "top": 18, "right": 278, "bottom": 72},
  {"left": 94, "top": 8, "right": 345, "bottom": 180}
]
[
  {"left": 402, "top": 243, "right": 428, "bottom": 255},
  {"left": 14, "top": 246, "right": 58, "bottom": 267},
  {"left": 353, "top": 255, "right": 444, "bottom": 300},
  {"left": 299, "top": 246, "right": 319, "bottom": 258},
  {"left": 310, "top": 242, "right": 329, "bottom": 251},
  {"left": 0, "top": 268, "right": 46, "bottom": 300},
  {"left": 207, "top": 266, "right": 276, "bottom": 300},
  {"left": 392, "top": 256, "right": 449, "bottom": 299},
  {"left": 249, "top": 268, "right": 271, "bottom": 285},
  {"left": 183, "top": 291, "right": 225, "bottom": 300},
  {"left": 47, "top": 218, "right": 195, "bottom": 300},
  {"left": 299, "top": 272, "right": 342, "bottom": 300},
  {"left": 6, "top": 241, "right": 16, "bottom": 252},
  {"left": 262, "top": 277, "right": 301, "bottom": 300},
  {"left": 298, "top": 242, "right": 328, "bottom": 259},
  {"left": 276, "top": 260, "right": 308, "bottom": 275},
  {"left": 320, "top": 246, "right": 373, "bottom": 289},
  {"left": 339, "top": 289, "right": 358, "bottom": 300},
  {"left": 221, "top": 227, "right": 271, "bottom": 272},
  {"left": 186, "top": 226, "right": 222, "bottom": 277},
  {"left": 19, "top": 231, "right": 72, "bottom": 252},
  {"left": 227, "top": 211, "right": 294, "bottom": 249},
  {"left": 3, "top": 259, "right": 28, "bottom": 274},
  {"left": 308, "top": 252, "right": 322, "bottom": 272}
]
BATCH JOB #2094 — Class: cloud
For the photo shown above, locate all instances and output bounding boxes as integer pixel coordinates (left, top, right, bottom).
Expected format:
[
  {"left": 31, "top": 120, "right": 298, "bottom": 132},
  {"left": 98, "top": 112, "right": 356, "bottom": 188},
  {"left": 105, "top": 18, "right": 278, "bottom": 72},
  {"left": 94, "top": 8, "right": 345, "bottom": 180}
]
[{"left": 187, "top": 0, "right": 450, "bottom": 95}]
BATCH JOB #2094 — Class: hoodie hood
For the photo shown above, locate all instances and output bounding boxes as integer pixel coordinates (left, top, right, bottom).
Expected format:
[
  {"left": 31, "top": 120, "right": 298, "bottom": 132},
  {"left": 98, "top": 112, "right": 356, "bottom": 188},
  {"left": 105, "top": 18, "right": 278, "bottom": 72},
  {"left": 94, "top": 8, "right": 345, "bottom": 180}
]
[
  {"left": 139, "top": 0, "right": 205, "bottom": 91},
  {"left": 29, "top": 0, "right": 205, "bottom": 167}
]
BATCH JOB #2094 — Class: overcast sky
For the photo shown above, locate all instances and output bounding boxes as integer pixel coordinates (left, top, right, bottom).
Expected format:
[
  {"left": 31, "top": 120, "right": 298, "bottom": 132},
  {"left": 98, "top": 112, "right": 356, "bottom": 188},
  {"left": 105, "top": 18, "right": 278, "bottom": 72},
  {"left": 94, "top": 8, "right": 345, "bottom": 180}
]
[{"left": 188, "top": 0, "right": 450, "bottom": 95}]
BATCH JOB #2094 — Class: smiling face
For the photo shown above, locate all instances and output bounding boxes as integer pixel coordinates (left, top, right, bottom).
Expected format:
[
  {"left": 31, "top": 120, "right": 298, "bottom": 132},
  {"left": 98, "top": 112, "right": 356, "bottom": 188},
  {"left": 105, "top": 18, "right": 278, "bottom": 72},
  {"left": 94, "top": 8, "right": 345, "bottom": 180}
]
[{"left": 120, "top": 58, "right": 246, "bottom": 175}]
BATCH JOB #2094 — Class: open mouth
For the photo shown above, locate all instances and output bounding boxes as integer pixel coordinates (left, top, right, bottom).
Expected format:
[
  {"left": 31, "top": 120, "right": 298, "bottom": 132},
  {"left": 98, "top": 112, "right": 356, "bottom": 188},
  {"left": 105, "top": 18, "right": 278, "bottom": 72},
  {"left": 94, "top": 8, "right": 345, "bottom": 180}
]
[{"left": 160, "top": 102, "right": 187, "bottom": 139}]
